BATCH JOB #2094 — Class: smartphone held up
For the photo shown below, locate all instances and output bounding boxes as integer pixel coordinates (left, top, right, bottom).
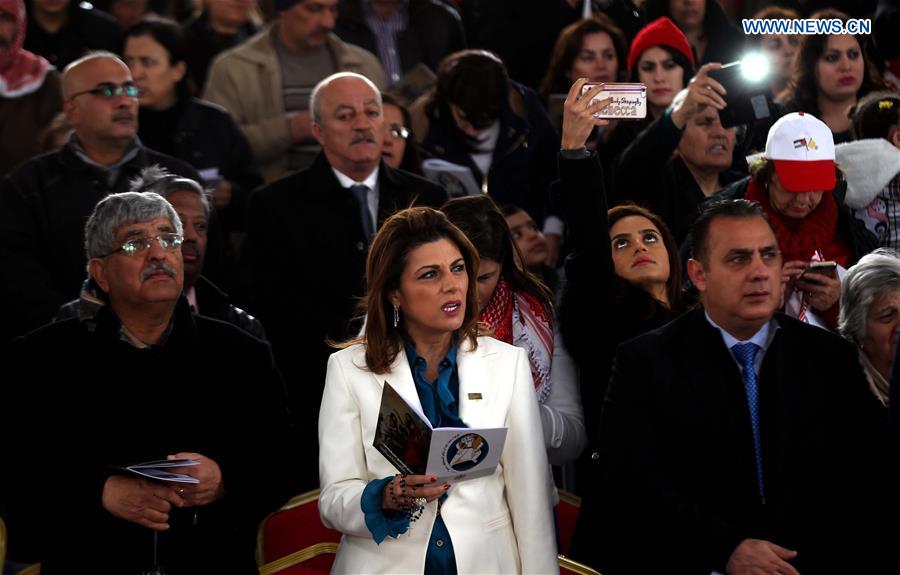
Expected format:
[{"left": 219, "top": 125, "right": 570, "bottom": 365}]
[
  {"left": 801, "top": 261, "right": 838, "bottom": 280},
  {"left": 580, "top": 83, "right": 647, "bottom": 120}
]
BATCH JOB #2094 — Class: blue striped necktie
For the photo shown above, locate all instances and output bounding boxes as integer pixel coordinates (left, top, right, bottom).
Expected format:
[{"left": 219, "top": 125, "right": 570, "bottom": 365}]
[{"left": 731, "top": 342, "right": 765, "bottom": 499}]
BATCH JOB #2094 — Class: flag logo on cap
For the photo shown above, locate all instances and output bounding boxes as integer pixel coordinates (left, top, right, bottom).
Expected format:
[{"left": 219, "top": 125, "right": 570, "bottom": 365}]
[
  {"left": 765, "top": 112, "right": 835, "bottom": 193},
  {"left": 792, "top": 138, "right": 817, "bottom": 151}
]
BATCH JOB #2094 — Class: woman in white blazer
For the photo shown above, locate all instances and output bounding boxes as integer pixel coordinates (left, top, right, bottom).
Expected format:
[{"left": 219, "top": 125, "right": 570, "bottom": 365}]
[{"left": 318, "top": 207, "right": 558, "bottom": 574}]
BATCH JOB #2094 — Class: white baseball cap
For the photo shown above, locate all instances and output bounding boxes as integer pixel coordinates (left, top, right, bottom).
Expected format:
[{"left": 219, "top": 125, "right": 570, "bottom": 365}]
[{"left": 764, "top": 112, "right": 836, "bottom": 193}]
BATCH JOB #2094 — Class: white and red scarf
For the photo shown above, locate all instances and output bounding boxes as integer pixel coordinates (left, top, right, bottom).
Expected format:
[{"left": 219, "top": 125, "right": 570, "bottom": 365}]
[
  {"left": 480, "top": 276, "right": 555, "bottom": 403},
  {"left": 0, "top": 0, "right": 52, "bottom": 98}
]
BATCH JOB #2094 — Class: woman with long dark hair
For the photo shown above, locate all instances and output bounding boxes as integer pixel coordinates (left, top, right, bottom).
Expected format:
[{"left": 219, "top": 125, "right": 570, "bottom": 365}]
[
  {"left": 551, "top": 78, "right": 691, "bottom": 568},
  {"left": 778, "top": 9, "right": 886, "bottom": 143}
]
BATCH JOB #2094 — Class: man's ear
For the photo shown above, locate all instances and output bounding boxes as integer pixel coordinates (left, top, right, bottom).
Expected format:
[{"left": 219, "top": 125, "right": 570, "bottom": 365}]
[
  {"left": 89, "top": 258, "right": 111, "bottom": 294},
  {"left": 311, "top": 120, "right": 325, "bottom": 146},
  {"left": 63, "top": 97, "right": 77, "bottom": 123},
  {"left": 686, "top": 258, "right": 706, "bottom": 293},
  {"left": 173, "top": 61, "right": 187, "bottom": 83}
]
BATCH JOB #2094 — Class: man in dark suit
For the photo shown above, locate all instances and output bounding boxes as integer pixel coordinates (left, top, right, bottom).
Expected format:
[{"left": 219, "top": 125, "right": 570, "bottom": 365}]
[
  {"left": 247, "top": 71, "right": 446, "bottom": 489},
  {"left": 572, "top": 199, "right": 893, "bottom": 574}
]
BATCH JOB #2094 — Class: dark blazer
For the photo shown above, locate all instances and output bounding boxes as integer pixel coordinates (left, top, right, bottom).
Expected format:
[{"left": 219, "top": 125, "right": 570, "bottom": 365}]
[
  {"left": 334, "top": 0, "right": 465, "bottom": 78},
  {"left": 246, "top": 153, "right": 447, "bottom": 489},
  {"left": 574, "top": 307, "right": 894, "bottom": 574}
]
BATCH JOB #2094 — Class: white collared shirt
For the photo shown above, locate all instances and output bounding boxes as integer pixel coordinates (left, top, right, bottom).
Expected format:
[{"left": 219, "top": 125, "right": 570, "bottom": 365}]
[
  {"left": 332, "top": 166, "right": 380, "bottom": 231},
  {"left": 705, "top": 311, "right": 778, "bottom": 378}
]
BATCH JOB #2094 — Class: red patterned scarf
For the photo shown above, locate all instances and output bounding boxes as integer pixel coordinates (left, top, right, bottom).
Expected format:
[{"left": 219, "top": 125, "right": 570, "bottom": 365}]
[
  {"left": 0, "top": 0, "right": 51, "bottom": 97},
  {"left": 480, "top": 276, "right": 555, "bottom": 402},
  {"left": 744, "top": 176, "right": 849, "bottom": 266}
]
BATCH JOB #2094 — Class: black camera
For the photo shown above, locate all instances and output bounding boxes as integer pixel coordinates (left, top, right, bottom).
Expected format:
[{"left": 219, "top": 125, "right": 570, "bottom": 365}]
[{"left": 707, "top": 55, "right": 774, "bottom": 128}]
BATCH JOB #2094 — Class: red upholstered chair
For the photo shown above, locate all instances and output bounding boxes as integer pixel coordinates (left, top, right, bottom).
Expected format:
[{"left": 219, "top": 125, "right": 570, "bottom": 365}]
[
  {"left": 556, "top": 489, "right": 581, "bottom": 558},
  {"left": 559, "top": 554, "right": 603, "bottom": 575},
  {"left": 257, "top": 489, "right": 343, "bottom": 575}
]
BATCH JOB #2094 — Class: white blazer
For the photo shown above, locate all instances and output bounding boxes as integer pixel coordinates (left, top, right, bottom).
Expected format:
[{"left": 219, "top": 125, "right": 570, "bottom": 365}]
[{"left": 318, "top": 336, "right": 558, "bottom": 574}]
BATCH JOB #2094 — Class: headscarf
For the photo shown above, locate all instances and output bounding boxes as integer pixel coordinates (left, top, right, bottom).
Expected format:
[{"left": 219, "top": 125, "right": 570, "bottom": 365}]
[{"left": 0, "top": 0, "right": 52, "bottom": 97}]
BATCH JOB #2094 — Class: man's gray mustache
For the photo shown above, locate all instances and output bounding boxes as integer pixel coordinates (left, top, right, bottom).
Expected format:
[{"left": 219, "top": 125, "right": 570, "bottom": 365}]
[{"left": 140, "top": 262, "right": 177, "bottom": 281}]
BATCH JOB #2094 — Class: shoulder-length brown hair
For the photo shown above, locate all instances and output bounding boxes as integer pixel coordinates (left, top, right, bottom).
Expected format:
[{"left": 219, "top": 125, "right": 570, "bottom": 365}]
[
  {"left": 608, "top": 203, "right": 684, "bottom": 311},
  {"left": 778, "top": 9, "right": 885, "bottom": 114},
  {"left": 539, "top": 14, "right": 628, "bottom": 103},
  {"left": 336, "top": 206, "right": 481, "bottom": 374}
]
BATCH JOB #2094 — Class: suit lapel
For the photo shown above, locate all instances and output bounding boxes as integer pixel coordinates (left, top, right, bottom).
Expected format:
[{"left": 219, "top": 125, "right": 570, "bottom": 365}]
[
  {"left": 376, "top": 162, "right": 401, "bottom": 226},
  {"left": 457, "top": 339, "right": 497, "bottom": 428},
  {"left": 379, "top": 345, "right": 427, "bottom": 418}
]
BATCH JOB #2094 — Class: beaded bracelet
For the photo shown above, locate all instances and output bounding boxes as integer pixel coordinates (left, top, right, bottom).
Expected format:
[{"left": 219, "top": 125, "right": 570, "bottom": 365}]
[{"left": 388, "top": 474, "right": 426, "bottom": 523}]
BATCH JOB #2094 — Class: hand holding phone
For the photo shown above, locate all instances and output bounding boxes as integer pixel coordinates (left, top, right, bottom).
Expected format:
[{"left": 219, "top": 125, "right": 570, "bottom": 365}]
[
  {"left": 800, "top": 261, "right": 838, "bottom": 281},
  {"left": 579, "top": 82, "right": 647, "bottom": 120}
]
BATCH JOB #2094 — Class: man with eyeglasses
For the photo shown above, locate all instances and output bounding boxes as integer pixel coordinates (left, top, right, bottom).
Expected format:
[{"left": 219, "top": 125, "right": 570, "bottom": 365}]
[
  {"left": 0, "top": 51, "right": 202, "bottom": 343},
  {"left": 2, "top": 190, "right": 295, "bottom": 572},
  {"left": 55, "top": 166, "right": 267, "bottom": 340},
  {"left": 247, "top": 71, "right": 445, "bottom": 490}
]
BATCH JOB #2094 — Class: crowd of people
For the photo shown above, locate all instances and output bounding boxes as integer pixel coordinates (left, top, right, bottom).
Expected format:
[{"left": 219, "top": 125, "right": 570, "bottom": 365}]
[{"left": 2, "top": 0, "right": 900, "bottom": 573}]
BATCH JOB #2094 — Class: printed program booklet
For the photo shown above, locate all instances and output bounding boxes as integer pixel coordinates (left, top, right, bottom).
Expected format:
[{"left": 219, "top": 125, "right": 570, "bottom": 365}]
[
  {"left": 421, "top": 159, "right": 482, "bottom": 198},
  {"left": 119, "top": 458, "right": 200, "bottom": 483},
  {"left": 373, "top": 382, "right": 507, "bottom": 482}
]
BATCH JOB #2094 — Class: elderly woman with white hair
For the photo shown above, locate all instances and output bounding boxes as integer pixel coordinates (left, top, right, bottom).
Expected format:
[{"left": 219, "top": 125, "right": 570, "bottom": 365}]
[{"left": 839, "top": 248, "right": 900, "bottom": 406}]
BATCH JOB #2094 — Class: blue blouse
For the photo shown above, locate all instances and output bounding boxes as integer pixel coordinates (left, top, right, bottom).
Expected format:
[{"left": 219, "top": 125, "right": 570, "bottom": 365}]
[{"left": 360, "top": 339, "right": 464, "bottom": 574}]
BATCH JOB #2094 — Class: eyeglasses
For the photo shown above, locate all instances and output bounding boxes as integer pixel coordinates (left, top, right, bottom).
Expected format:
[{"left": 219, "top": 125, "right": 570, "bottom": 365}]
[
  {"left": 104, "top": 233, "right": 183, "bottom": 257},
  {"left": 388, "top": 123, "right": 410, "bottom": 140},
  {"left": 69, "top": 82, "right": 139, "bottom": 101}
]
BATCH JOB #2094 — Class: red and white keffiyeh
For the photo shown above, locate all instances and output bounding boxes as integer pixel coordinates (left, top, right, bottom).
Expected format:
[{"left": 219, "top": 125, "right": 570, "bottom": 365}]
[
  {"left": 0, "top": 0, "right": 52, "bottom": 97},
  {"left": 480, "top": 276, "right": 555, "bottom": 403}
]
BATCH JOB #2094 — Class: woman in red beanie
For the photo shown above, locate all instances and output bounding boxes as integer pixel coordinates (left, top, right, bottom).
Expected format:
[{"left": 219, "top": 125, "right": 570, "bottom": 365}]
[
  {"left": 602, "top": 17, "right": 697, "bottom": 183},
  {"left": 627, "top": 16, "right": 696, "bottom": 119}
]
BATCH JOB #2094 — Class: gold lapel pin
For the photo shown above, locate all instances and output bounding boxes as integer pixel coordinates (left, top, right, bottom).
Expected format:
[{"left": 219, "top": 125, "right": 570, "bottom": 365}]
[{"left": 468, "top": 392, "right": 483, "bottom": 400}]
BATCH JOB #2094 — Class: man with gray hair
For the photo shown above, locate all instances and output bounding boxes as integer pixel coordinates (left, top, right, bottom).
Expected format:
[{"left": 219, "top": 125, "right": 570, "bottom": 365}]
[
  {"left": 0, "top": 51, "right": 201, "bottom": 343},
  {"left": 57, "top": 166, "right": 266, "bottom": 339},
  {"left": 2, "top": 191, "right": 294, "bottom": 571},
  {"left": 247, "top": 70, "right": 445, "bottom": 490}
]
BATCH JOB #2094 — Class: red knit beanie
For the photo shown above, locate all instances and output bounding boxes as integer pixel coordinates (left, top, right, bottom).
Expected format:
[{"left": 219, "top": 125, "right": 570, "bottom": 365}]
[{"left": 626, "top": 17, "right": 696, "bottom": 73}]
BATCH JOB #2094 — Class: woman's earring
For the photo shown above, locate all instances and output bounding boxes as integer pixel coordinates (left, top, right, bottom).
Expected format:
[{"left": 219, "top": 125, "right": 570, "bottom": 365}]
[{"left": 393, "top": 304, "right": 400, "bottom": 328}]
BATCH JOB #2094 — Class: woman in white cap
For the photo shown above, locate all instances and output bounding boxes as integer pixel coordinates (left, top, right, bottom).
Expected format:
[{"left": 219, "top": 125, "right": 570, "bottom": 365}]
[{"left": 704, "top": 111, "right": 878, "bottom": 330}]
